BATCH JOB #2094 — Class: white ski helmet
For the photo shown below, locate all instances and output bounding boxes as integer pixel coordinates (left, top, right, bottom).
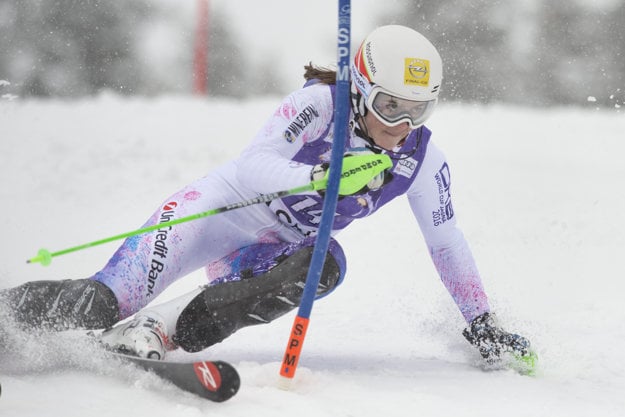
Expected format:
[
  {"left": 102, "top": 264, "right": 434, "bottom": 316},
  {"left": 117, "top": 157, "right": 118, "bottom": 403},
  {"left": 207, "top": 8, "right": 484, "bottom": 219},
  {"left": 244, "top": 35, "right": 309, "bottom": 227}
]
[{"left": 351, "top": 25, "right": 442, "bottom": 129}]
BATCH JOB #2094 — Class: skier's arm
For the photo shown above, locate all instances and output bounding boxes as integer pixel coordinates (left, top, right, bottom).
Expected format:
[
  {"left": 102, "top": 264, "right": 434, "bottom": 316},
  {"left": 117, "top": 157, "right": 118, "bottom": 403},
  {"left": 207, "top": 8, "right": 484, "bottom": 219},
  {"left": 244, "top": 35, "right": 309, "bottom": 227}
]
[
  {"left": 234, "top": 85, "right": 335, "bottom": 194},
  {"left": 406, "top": 143, "right": 490, "bottom": 323},
  {"left": 408, "top": 143, "right": 536, "bottom": 369}
]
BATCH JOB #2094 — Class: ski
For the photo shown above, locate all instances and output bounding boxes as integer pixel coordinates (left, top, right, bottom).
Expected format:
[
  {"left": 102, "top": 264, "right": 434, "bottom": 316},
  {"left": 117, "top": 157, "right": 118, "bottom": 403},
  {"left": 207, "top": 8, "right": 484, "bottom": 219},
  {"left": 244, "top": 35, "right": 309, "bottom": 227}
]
[
  {"left": 113, "top": 353, "right": 240, "bottom": 402},
  {"left": 0, "top": 330, "right": 240, "bottom": 402}
]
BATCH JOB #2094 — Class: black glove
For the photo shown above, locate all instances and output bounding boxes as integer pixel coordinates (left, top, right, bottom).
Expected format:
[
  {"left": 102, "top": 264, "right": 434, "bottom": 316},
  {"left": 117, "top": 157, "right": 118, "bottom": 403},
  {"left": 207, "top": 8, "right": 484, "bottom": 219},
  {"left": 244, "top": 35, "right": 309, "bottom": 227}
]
[{"left": 462, "top": 312, "right": 532, "bottom": 364}]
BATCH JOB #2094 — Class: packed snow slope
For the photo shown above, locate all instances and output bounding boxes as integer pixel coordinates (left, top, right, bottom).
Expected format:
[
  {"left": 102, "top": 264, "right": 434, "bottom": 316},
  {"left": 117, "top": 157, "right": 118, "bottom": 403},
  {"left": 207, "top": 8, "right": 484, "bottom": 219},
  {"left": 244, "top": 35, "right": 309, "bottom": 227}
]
[{"left": 0, "top": 95, "right": 623, "bottom": 417}]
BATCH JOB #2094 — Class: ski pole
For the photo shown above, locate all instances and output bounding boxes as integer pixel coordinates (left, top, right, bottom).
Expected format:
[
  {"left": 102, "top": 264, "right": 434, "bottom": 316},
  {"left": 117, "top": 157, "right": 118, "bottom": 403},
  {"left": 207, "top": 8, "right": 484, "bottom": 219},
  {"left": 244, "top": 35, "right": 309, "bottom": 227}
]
[
  {"left": 27, "top": 152, "right": 388, "bottom": 267},
  {"left": 26, "top": 183, "right": 312, "bottom": 266}
]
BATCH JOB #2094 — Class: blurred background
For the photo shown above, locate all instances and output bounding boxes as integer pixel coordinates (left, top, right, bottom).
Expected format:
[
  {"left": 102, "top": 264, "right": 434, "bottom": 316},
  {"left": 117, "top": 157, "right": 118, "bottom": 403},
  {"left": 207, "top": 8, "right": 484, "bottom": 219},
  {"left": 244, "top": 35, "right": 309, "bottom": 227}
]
[{"left": 0, "top": 0, "right": 623, "bottom": 108}]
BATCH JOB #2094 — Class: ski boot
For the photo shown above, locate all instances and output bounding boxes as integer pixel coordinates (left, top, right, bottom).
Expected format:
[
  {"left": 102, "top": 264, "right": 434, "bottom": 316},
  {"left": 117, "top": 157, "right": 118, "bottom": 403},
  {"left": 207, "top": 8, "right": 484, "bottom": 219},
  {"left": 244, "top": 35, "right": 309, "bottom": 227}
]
[
  {"left": 0, "top": 279, "right": 119, "bottom": 331},
  {"left": 99, "top": 313, "right": 171, "bottom": 360}
]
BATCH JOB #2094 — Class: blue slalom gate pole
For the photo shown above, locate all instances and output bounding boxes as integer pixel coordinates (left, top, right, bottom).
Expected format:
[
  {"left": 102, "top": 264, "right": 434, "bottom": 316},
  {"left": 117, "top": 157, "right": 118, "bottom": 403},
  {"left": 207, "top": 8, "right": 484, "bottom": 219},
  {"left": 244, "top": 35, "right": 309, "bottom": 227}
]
[{"left": 280, "top": 0, "right": 351, "bottom": 380}]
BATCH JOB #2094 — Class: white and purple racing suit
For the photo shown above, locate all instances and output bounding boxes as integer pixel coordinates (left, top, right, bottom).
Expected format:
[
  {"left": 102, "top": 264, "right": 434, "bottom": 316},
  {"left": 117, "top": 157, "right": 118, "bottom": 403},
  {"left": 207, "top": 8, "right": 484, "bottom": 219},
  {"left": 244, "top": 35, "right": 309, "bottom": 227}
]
[{"left": 93, "top": 81, "right": 490, "bottom": 324}]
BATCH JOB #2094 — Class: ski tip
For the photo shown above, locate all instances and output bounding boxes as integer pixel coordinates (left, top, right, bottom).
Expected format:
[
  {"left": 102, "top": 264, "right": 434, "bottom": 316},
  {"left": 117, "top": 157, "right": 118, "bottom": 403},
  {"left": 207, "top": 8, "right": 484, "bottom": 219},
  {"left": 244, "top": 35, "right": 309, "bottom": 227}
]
[
  {"left": 193, "top": 360, "right": 241, "bottom": 402},
  {"left": 113, "top": 354, "right": 241, "bottom": 403}
]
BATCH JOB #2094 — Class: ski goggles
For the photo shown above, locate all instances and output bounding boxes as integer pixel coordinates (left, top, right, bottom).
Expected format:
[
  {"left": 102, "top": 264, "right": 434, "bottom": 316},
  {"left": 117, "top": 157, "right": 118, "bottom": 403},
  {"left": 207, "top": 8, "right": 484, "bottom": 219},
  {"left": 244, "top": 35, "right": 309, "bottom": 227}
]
[{"left": 366, "top": 87, "right": 436, "bottom": 129}]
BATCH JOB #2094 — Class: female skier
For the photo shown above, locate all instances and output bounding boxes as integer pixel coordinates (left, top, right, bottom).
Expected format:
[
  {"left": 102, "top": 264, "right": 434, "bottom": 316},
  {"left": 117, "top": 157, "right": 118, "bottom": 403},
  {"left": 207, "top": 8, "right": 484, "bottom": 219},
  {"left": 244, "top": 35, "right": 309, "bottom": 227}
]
[{"left": 0, "top": 25, "right": 532, "bottom": 367}]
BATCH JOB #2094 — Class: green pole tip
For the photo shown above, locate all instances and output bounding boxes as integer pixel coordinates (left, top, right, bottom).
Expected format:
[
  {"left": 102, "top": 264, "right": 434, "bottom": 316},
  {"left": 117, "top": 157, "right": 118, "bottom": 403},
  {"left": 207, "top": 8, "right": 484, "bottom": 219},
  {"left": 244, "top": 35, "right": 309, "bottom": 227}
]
[
  {"left": 514, "top": 350, "right": 539, "bottom": 376},
  {"left": 27, "top": 248, "right": 53, "bottom": 266}
]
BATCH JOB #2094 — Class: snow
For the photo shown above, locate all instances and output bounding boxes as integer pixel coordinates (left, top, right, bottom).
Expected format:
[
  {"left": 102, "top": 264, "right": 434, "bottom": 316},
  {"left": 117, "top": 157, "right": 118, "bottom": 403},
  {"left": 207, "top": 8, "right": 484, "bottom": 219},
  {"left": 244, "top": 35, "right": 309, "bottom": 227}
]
[{"left": 1, "top": 95, "right": 624, "bottom": 416}]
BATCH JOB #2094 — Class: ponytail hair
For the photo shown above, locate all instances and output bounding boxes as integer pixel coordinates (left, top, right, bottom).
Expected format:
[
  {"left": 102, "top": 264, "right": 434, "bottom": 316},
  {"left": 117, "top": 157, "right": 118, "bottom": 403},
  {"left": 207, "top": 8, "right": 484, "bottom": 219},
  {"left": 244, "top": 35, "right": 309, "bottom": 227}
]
[{"left": 303, "top": 63, "right": 337, "bottom": 85}]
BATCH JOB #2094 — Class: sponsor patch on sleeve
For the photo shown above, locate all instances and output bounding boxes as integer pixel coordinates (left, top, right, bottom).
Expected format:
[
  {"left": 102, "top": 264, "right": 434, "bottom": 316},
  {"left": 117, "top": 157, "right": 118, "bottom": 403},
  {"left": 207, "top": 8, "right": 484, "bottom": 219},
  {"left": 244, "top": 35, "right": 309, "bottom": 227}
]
[
  {"left": 432, "top": 162, "right": 454, "bottom": 226},
  {"left": 393, "top": 157, "right": 419, "bottom": 178},
  {"left": 283, "top": 104, "right": 320, "bottom": 143}
]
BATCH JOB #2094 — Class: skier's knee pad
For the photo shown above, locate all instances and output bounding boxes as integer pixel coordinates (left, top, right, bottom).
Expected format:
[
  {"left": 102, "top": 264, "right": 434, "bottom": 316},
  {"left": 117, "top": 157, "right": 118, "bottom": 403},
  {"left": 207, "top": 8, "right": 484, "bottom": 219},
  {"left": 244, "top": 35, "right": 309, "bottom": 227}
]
[{"left": 174, "top": 245, "right": 342, "bottom": 352}]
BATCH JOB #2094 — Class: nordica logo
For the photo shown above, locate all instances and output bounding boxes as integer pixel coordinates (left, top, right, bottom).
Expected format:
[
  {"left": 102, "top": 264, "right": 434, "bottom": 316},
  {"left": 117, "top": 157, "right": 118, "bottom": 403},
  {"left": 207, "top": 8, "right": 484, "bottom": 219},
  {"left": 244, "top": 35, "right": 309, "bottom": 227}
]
[
  {"left": 284, "top": 105, "right": 319, "bottom": 142},
  {"left": 147, "top": 201, "right": 177, "bottom": 296}
]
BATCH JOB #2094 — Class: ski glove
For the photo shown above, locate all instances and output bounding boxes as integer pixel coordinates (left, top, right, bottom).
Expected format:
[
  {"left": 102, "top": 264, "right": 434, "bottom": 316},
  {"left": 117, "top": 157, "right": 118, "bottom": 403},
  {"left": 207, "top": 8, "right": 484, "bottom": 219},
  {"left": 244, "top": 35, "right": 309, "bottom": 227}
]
[
  {"left": 311, "top": 150, "right": 392, "bottom": 196},
  {"left": 462, "top": 312, "right": 532, "bottom": 364}
]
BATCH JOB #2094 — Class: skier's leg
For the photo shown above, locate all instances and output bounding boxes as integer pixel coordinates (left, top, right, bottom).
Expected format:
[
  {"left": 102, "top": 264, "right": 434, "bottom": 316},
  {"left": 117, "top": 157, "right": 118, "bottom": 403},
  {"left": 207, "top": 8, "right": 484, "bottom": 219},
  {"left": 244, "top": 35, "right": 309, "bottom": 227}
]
[
  {"left": 91, "top": 172, "right": 281, "bottom": 321},
  {"left": 1, "top": 164, "right": 300, "bottom": 331},
  {"left": 174, "top": 237, "right": 346, "bottom": 352},
  {"left": 98, "top": 237, "right": 346, "bottom": 357},
  {"left": 0, "top": 177, "right": 225, "bottom": 331}
]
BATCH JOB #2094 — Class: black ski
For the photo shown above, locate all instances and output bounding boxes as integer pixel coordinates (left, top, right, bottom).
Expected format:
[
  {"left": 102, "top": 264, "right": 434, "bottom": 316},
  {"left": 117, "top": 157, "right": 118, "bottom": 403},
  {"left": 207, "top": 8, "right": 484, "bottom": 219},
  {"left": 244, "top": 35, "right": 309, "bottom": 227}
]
[{"left": 114, "top": 353, "right": 240, "bottom": 402}]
